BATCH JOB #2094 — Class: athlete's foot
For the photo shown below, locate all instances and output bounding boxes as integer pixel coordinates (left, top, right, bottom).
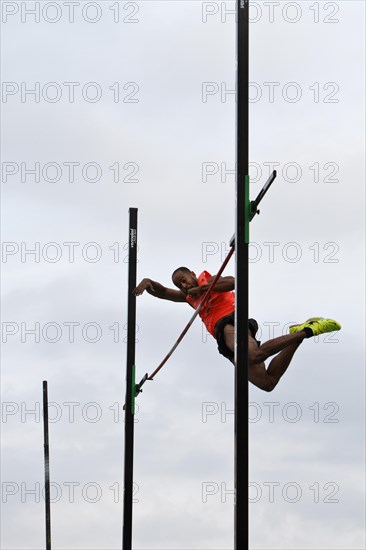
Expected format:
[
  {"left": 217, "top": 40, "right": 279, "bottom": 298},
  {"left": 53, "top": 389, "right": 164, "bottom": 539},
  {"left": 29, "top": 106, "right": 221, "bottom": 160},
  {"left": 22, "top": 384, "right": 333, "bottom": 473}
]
[{"left": 290, "top": 317, "right": 341, "bottom": 337}]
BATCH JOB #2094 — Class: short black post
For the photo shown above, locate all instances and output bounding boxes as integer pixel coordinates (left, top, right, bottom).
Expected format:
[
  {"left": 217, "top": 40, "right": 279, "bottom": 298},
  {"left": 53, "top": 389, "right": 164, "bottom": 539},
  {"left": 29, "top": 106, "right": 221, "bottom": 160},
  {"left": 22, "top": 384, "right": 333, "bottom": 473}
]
[
  {"left": 122, "top": 207, "right": 138, "bottom": 550},
  {"left": 42, "top": 380, "right": 51, "bottom": 550},
  {"left": 235, "top": 1, "right": 249, "bottom": 549}
]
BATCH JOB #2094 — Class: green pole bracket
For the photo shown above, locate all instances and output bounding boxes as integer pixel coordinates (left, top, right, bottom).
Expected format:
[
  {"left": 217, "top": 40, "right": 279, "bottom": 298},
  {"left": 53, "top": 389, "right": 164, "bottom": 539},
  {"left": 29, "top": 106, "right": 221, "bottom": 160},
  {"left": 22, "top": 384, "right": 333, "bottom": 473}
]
[
  {"left": 131, "top": 364, "right": 136, "bottom": 415},
  {"left": 244, "top": 175, "right": 250, "bottom": 244}
]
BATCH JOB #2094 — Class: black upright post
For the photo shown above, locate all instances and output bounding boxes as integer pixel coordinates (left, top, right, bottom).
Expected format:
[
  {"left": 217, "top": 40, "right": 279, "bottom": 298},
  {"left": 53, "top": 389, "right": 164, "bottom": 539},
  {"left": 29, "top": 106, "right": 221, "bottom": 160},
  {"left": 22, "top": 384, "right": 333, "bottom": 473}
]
[
  {"left": 42, "top": 380, "right": 51, "bottom": 550},
  {"left": 122, "top": 207, "right": 138, "bottom": 550},
  {"left": 235, "top": 1, "right": 249, "bottom": 549}
]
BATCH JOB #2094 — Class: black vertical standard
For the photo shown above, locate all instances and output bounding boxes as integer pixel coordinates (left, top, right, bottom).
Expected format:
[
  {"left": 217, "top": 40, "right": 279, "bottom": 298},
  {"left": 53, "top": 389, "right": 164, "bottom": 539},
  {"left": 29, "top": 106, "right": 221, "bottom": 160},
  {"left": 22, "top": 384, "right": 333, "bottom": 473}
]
[
  {"left": 122, "top": 207, "right": 138, "bottom": 550},
  {"left": 235, "top": 1, "right": 249, "bottom": 549},
  {"left": 42, "top": 380, "right": 51, "bottom": 550}
]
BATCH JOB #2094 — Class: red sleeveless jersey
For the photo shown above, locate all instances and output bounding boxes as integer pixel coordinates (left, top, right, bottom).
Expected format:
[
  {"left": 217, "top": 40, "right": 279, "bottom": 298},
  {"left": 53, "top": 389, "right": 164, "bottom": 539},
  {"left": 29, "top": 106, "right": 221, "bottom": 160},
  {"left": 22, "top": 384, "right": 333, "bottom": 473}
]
[{"left": 186, "top": 271, "right": 235, "bottom": 337}]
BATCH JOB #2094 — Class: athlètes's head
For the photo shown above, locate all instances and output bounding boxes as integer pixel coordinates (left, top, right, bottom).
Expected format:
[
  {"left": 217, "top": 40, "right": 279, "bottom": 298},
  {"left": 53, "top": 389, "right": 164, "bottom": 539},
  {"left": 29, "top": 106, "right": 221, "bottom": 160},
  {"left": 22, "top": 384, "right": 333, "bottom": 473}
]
[{"left": 171, "top": 267, "right": 198, "bottom": 294}]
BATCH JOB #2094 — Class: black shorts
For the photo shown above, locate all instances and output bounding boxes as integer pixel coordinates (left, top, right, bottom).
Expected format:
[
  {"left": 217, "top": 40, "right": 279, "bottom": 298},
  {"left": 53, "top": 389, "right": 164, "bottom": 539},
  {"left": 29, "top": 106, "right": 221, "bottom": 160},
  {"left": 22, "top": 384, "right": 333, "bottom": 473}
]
[{"left": 214, "top": 314, "right": 260, "bottom": 361}]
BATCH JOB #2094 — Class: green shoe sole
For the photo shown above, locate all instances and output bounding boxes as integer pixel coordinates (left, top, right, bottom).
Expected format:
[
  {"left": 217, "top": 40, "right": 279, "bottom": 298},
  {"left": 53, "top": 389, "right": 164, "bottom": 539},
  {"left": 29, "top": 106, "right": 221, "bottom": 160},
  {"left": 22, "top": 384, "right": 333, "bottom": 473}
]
[{"left": 290, "top": 318, "right": 341, "bottom": 336}]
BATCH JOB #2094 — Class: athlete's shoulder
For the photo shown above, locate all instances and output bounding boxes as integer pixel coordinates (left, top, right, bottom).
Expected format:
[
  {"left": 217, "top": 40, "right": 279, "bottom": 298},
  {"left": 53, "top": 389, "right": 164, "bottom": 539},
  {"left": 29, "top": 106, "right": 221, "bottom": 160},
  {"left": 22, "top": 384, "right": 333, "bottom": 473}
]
[{"left": 198, "top": 270, "right": 211, "bottom": 284}]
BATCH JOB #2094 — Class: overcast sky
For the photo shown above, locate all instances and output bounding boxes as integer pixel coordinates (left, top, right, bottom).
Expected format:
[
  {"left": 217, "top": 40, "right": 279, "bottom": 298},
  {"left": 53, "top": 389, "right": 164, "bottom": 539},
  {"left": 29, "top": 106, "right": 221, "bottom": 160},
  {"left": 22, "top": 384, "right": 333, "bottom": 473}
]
[{"left": 1, "top": 1, "right": 365, "bottom": 549}]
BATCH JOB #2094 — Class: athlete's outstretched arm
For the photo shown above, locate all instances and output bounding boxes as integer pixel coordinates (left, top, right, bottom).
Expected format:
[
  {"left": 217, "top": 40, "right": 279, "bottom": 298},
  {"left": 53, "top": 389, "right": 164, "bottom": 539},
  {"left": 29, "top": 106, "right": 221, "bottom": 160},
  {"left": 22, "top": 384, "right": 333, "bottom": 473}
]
[{"left": 134, "top": 278, "right": 186, "bottom": 302}]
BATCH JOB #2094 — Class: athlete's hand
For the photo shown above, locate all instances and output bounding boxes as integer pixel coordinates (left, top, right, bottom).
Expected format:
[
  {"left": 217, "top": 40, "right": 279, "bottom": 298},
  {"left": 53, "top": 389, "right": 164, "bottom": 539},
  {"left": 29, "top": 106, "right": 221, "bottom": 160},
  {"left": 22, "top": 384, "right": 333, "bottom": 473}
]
[
  {"left": 133, "top": 278, "right": 154, "bottom": 296},
  {"left": 187, "top": 285, "right": 208, "bottom": 298}
]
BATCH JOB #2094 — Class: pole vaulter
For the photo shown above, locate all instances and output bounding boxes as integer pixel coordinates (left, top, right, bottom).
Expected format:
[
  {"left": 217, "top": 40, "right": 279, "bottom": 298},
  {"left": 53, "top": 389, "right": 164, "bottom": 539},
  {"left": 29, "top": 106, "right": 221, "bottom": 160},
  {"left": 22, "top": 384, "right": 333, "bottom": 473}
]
[{"left": 123, "top": 2, "right": 341, "bottom": 546}]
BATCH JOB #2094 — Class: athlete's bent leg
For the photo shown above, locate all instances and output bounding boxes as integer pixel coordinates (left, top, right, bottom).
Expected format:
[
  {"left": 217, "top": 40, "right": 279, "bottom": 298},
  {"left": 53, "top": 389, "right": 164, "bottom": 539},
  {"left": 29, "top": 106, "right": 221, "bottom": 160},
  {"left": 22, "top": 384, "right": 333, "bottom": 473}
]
[
  {"left": 224, "top": 326, "right": 304, "bottom": 392},
  {"left": 251, "top": 331, "right": 306, "bottom": 364},
  {"left": 248, "top": 339, "right": 302, "bottom": 392},
  {"left": 223, "top": 324, "right": 306, "bottom": 364},
  {"left": 263, "top": 341, "right": 302, "bottom": 390}
]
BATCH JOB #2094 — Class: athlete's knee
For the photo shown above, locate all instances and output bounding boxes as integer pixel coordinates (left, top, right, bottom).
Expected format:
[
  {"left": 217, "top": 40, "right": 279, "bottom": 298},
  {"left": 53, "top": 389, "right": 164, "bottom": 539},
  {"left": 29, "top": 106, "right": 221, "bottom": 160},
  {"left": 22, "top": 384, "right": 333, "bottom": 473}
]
[
  {"left": 249, "top": 371, "right": 277, "bottom": 392},
  {"left": 263, "top": 376, "right": 277, "bottom": 392}
]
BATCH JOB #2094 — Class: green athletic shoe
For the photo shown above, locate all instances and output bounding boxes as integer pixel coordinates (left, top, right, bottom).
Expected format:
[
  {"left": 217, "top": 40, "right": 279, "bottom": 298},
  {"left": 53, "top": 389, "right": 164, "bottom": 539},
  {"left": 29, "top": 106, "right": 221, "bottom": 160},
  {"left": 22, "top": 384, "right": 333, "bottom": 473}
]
[{"left": 290, "top": 317, "right": 341, "bottom": 336}]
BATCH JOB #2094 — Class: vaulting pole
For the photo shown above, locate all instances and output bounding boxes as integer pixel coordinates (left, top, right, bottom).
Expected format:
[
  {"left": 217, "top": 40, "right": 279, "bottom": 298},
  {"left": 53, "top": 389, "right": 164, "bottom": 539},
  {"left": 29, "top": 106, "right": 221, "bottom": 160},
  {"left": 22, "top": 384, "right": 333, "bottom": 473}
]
[
  {"left": 122, "top": 207, "right": 138, "bottom": 550},
  {"left": 42, "top": 380, "right": 51, "bottom": 550},
  {"left": 235, "top": 1, "right": 249, "bottom": 548}
]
